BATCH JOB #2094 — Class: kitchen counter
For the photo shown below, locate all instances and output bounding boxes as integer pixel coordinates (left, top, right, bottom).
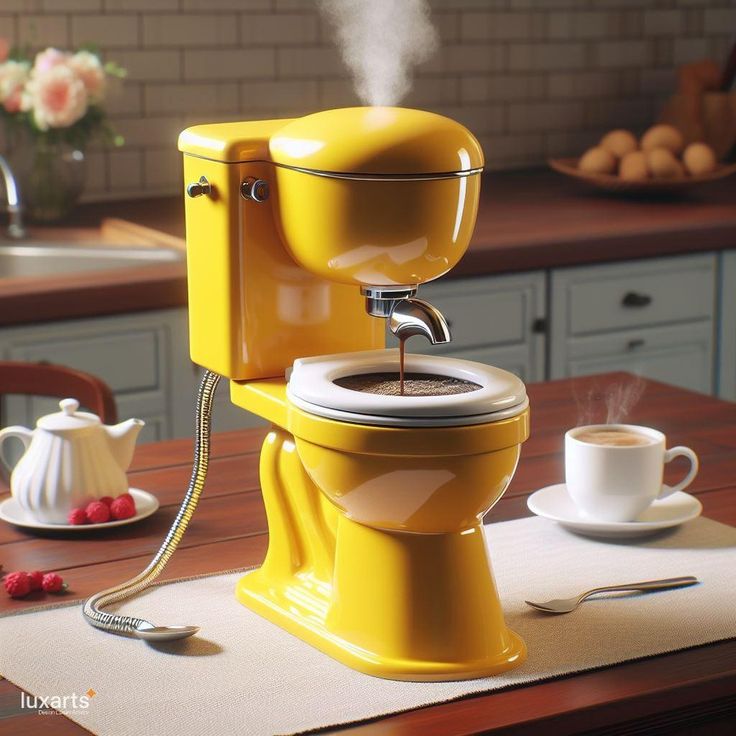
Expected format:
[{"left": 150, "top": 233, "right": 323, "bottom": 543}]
[
  {"left": 1, "top": 373, "right": 735, "bottom": 734},
  {"left": 2, "top": 168, "right": 736, "bottom": 325}
]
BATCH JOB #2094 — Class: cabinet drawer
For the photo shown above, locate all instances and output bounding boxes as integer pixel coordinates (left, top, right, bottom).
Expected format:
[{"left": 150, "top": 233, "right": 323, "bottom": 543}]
[
  {"left": 434, "top": 344, "right": 533, "bottom": 382},
  {"left": 566, "top": 322, "right": 714, "bottom": 394},
  {"left": 557, "top": 255, "right": 715, "bottom": 336},
  {"left": 419, "top": 288, "right": 526, "bottom": 348},
  {"left": 8, "top": 329, "right": 161, "bottom": 394}
]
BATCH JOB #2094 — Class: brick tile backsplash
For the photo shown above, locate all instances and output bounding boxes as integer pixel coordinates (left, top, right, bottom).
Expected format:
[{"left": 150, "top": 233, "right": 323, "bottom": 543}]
[
  {"left": 18, "top": 15, "right": 70, "bottom": 47},
  {"left": 45, "top": 0, "right": 103, "bottom": 11},
  {"left": 508, "top": 42, "right": 587, "bottom": 71},
  {"left": 143, "top": 13, "right": 238, "bottom": 48},
  {"left": 704, "top": 7, "right": 736, "bottom": 33},
  {"left": 108, "top": 148, "right": 143, "bottom": 190},
  {"left": 595, "top": 40, "right": 649, "bottom": 68},
  {"left": 71, "top": 14, "right": 139, "bottom": 47},
  {"left": 643, "top": 9, "right": 686, "bottom": 35},
  {"left": 113, "top": 49, "right": 181, "bottom": 81},
  {"left": 0, "top": 0, "right": 732, "bottom": 200},
  {"left": 240, "top": 12, "right": 318, "bottom": 46},
  {"left": 460, "top": 12, "right": 533, "bottom": 41},
  {"left": 184, "top": 48, "right": 276, "bottom": 80}
]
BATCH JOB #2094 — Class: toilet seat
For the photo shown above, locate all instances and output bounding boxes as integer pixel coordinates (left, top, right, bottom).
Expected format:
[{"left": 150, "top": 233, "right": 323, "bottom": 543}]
[{"left": 286, "top": 349, "right": 528, "bottom": 428}]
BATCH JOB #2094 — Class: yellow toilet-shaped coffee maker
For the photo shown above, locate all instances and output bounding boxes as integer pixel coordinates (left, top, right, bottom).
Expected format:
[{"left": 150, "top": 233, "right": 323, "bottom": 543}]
[{"left": 178, "top": 107, "right": 530, "bottom": 681}]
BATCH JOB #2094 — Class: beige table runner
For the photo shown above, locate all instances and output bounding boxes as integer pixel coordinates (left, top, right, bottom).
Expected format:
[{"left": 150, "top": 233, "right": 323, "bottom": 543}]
[{"left": 1, "top": 515, "right": 735, "bottom": 736}]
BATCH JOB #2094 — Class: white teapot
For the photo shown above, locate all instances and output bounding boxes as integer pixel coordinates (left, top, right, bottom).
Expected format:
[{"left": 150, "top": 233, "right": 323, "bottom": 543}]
[{"left": 0, "top": 399, "right": 144, "bottom": 524}]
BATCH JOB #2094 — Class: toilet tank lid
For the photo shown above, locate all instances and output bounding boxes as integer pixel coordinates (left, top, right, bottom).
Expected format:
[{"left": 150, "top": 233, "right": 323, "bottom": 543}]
[{"left": 269, "top": 107, "right": 484, "bottom": 177}]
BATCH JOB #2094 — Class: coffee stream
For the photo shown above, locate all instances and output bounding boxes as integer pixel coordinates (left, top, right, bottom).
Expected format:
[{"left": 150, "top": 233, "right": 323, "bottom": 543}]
[{"left": 399, "top": 336, "right": 406, "bottom": 395}]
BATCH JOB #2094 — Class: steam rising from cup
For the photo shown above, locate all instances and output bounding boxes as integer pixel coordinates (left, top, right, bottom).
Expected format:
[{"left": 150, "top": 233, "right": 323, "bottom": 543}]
[
  {"left": 573, "top": 375, "right": 646, "bottom": 427},
  {"left": 318, "top": 0, "right": 439, "bottom": 107},
  {"left": 603, "top": 378, "right": 646, "bottom": 425}
]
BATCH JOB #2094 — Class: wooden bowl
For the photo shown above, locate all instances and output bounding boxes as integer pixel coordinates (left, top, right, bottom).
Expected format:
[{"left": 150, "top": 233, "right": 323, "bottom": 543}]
[{"left": 548, "top": 157, "right": 736, "bottom": 195}]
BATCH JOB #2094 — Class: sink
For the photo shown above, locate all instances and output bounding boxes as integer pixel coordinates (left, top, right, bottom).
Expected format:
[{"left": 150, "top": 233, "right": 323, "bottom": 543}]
[{"left": 0, "top": 241, "right": 184, "bottom": 279}]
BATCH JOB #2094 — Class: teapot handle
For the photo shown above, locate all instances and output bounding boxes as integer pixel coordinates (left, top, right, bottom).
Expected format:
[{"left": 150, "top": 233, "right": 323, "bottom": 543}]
[{"left": 0, "top": 426, "right": 33, "bottom": 474}]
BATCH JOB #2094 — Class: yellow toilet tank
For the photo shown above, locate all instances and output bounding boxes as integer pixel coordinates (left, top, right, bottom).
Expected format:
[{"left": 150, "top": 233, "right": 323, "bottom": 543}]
[{"left": 178, "top": 107, "right": 483, "bottom": 380}]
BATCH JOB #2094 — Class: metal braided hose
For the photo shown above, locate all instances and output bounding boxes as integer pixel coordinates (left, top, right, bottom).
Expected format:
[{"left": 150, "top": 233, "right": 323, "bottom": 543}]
[{"left": 82, "top": 370, "right": 221, "bottom": 635}]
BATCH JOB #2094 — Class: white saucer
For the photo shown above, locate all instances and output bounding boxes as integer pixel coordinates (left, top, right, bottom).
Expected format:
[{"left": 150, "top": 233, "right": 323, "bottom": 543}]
[
  {"left": 527, "top": 483, "right": 702, "bottom": 539},
  {"left": 0, "top": 488, "right": 159, "bottom": 531}
]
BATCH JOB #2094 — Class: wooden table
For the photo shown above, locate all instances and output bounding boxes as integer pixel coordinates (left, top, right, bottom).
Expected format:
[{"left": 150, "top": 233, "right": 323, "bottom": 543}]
[{"left": 1, "top": 373, "right": 735, "bottom": 735}]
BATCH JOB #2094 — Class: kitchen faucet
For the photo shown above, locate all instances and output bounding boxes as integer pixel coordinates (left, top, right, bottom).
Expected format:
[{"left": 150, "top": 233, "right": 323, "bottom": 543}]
[{"left": 0, "top": 154, "right": 25, "bottom": 239}]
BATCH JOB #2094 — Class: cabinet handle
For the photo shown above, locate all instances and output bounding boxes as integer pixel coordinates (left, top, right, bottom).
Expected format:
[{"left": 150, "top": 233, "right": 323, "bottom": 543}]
[
  {"left": 622, "top": 291, "right": 652, "bottom": 308},
  {"left": 627, "top": 339, "right": 645, "bottom": 350},
  {"left": 531, "top": 317, "right": 548, "bottom": 334}
]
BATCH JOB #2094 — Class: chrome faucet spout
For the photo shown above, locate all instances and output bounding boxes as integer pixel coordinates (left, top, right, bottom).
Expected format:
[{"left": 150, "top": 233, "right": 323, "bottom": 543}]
[
  {"left": 0, "top": 155, "right": 24, "bottom": 239},
  {"left": 389, "top": 297, "right": 451, "bottom": 345}
]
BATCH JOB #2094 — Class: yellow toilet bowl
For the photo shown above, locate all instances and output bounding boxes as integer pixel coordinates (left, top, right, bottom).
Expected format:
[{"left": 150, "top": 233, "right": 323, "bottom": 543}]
[{"left": 233, "top": 352, "right": 530, "bottom": 681}]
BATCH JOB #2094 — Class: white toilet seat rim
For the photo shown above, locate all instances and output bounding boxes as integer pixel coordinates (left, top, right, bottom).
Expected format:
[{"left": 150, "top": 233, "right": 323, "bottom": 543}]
[
  {"left": 287, "top": 392, "right": 529, "bottom": 428},
  {"left": 287, "top": 349, "right": 527, "bottom": 419}
]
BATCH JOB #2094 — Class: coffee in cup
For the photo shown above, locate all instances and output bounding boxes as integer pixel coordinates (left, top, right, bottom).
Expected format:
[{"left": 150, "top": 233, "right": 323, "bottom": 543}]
[
  {"left": 573, "top": 428, "right": 654, "bottom": 447},
  {"left": 565, "top": 424, "right": 699, "bottom": 522}
]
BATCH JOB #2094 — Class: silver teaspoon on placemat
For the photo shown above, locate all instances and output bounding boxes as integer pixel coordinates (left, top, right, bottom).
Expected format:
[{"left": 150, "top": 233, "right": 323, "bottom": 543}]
[{"left": 525, "top": 576, "right": 699, "bottom": 614}]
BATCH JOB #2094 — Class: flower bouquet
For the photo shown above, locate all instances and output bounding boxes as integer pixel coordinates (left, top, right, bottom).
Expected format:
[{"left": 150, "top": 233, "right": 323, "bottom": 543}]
[{"left": 0, "top": 41, "right": 125, "bottom": 221}]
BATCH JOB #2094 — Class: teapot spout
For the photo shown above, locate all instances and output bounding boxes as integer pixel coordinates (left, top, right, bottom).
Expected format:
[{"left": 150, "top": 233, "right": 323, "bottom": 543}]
[{"left": 104, "top": 418, "right": 145, "bottom": 471}]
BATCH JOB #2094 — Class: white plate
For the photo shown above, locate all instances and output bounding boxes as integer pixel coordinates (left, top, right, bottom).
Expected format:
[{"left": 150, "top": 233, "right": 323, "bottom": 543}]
[
  {"left": 527, "top": 483, "right": 702, "bottom": 539},
  {"left": 0, "top": 488, "right": 159, "bottom": 531}
]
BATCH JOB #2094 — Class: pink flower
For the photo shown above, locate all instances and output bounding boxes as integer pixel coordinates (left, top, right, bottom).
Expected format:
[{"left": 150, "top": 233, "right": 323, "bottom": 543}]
[
  {"left": 68, "top": 50, "right": 105, "bottom": 102},
  {"left": 33, "top": 47, "right": 70, "bottom": 74},
  {"left": 23, "top": 64, "right": 88, "bottom": 130},
  {"left": 0, "top": 60, "right": 30, "bottom": 113}
]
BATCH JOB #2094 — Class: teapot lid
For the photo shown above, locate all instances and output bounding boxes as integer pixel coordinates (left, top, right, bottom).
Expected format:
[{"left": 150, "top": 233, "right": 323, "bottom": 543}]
[{"left": 37, "top": 399, "right": 101, "bottom": 431}]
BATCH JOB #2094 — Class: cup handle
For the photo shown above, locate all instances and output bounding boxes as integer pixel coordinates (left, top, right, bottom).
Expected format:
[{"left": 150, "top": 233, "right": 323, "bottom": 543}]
[
  {"left": 0, "top": 426, "right": 33, "bottom": 475},
  {"left": 658, "top": 446, "right": 699, "bottom": 499}
]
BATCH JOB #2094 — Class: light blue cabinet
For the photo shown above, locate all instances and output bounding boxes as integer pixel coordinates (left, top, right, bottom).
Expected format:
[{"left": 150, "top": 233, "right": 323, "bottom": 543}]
[
  {"left": 550, "top": 254, "right": 718, "bottom": 394},
  {"left": 0, "top": 308, "right": 259, "bottom": 444},
  {"left": 718, "top": 250, "right": 736, "bottom": 400}
]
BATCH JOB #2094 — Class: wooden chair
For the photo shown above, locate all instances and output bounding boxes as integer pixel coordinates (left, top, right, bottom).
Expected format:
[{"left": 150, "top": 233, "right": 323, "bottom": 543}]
[{"left": 0, "top": 361, "right": 118, "bottom": 424}]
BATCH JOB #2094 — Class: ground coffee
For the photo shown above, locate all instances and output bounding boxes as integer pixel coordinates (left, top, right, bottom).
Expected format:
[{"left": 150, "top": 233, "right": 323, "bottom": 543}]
[{"left": 334, "top": 372, "right": 481, "bottom": 397}]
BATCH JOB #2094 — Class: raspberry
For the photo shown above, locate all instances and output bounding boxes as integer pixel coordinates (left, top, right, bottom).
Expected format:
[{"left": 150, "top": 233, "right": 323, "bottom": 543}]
[
  {"left": 85, "top": 501, "right": 111, "bottom": 524},
  {"left": 68, "top": 507, "right": 88, "bottom": 525},
  {"left": 110, "top": 495, "right": 136, "bottom": 520},
  {"left": 117, "top": 493, "right": 134, "bottom": 504},
  {"left": 99, "top": 496, "right": 114, "bottom": 508},
  {"left": 41, "top": 573, "right": 64, "bottom": 593},
  {"left": 28, "top": 571, "right": 44, "bottom": 591},
  {"left": 4, "top": 571, "right": 31, "bottom": 598}
]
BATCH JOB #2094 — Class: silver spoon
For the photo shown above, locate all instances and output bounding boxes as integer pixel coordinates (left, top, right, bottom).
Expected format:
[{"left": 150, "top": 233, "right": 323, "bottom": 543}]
[
  {"left": 525, "top": 575, "right": 699, "bottom": 614},
  {"left": 134, "top": 622, "right": 200, "bottom": 641}
]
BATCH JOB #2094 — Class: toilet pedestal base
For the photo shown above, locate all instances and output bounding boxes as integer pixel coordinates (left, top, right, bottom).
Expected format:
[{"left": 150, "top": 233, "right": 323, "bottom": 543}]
[{"left": 236, "top": 514, "right": 526, "bottom": 681}]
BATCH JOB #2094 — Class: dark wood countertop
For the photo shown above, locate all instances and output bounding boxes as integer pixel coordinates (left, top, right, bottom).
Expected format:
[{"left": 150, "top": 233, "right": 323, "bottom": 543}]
[
  {"left": 456, "top": 169, "right": 736, "bottom": 277},
  {"left": 2, "top": 373, "right": 735, "bottom": 735},
  {"left": 3, "top": 168, "right": 736, "bottom": 325}
]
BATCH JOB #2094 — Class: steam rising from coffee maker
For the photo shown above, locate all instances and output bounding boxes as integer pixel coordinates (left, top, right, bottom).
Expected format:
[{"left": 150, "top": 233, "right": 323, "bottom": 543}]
[{"left": 318, "top": 0, "right": 438, "bottom": 106}]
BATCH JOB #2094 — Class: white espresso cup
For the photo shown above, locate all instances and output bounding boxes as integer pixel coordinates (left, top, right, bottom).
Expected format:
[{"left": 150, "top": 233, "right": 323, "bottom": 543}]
[{"left": 565, "top": 424, "right": 699, "bottom": 522}]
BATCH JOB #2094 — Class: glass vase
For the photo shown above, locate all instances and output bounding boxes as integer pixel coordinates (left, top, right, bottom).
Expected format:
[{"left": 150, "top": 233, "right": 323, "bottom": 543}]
[{"left": 10, "top": 135, "right": 86, "bottom": 223}]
